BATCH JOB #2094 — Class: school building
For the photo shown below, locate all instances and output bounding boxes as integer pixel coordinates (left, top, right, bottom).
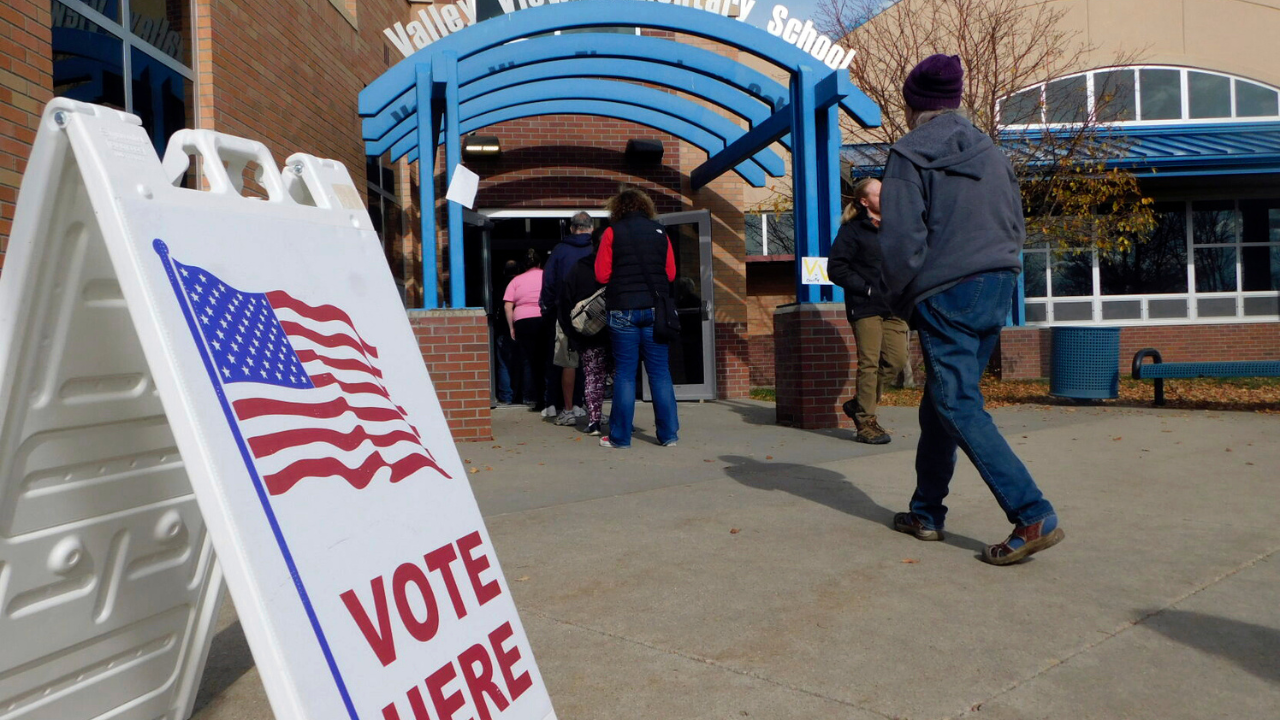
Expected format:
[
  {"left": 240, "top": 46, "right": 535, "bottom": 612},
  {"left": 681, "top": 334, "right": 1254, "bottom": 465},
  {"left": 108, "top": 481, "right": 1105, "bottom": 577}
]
[{"left": 2, "top": 0, "right": 1278, "bottom": 441}]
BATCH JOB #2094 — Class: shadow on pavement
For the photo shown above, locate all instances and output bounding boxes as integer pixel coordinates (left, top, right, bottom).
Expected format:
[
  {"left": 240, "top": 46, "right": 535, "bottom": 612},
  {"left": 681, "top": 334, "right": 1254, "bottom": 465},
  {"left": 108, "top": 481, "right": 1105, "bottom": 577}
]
[
  {"left": 1141, "top": 609, "right": 1280, "bottom": 685},
  {"left": 192, "top": 620, "right": 255, "bottom": 714},
  {"left": 715, "top": 399, "right": 777, "bottom": 427},
  {"left": 719, "top": 454, "right": 987, "bottom": 554}
]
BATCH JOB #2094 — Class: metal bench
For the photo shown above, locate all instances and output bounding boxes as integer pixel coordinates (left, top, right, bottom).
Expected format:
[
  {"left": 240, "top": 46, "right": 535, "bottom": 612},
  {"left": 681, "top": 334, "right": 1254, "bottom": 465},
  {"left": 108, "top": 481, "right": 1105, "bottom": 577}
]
[{"left": 1131, "top": 348, "right": 1280, "bottom": 406}]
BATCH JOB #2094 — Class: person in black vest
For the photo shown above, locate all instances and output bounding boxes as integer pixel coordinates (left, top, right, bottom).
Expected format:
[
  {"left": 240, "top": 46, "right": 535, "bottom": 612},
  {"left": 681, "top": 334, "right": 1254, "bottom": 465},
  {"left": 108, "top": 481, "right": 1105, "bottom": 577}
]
[{"left": 594, "top": 188, "right": 679, "bottom": 448}]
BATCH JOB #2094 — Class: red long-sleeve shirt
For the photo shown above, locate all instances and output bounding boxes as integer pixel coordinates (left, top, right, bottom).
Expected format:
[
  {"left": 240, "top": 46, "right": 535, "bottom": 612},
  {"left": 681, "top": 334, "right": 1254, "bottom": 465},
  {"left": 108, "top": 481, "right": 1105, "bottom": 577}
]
[{"left": 594, "top": 226, "right": 677, "bottom": 284}]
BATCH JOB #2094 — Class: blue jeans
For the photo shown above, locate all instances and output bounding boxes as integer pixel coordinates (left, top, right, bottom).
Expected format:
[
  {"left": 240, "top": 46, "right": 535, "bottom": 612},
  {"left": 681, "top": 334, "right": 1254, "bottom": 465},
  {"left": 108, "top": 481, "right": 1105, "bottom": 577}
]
[
  {"left": 911, "top": 271, "right": 1055, "bottom": 528},
  {"left": 494, "top": 333, "right": 516, "bottom": 403},
  {"left": 607, "top": 309, "right": 679, "bottom": 447}
]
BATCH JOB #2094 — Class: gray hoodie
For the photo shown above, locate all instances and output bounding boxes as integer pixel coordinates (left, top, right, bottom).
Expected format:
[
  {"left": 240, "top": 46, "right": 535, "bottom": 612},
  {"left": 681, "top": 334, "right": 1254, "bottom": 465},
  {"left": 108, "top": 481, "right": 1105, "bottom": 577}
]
[{"left": 879, "top": 112, "right": 1025, "bottom": 319}]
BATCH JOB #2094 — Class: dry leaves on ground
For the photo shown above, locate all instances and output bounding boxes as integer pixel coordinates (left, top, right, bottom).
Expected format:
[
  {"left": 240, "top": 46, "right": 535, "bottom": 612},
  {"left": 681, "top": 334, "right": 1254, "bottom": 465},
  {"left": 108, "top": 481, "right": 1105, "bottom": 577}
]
[{"left": 877, "top": 377, "right": 1280, "bottom": 414}]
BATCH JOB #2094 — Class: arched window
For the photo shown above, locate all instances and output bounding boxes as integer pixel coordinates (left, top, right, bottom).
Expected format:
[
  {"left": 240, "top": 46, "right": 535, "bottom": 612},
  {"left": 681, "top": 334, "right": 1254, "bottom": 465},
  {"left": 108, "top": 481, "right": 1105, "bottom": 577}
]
[{"left": 999, "top": 66, "right": 1280, "bottom": 127}]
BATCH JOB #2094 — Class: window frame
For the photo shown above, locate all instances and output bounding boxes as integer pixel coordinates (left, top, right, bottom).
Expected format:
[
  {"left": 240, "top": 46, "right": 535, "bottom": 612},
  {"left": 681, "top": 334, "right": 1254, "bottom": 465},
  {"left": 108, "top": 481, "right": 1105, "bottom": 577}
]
[
  {"left": 56, "top": 0, "right": 197, "bottom": 114},
  {"left": 998, "top": 65, "right": 1280, "bottom": 130},
  {"left": 1022, "top": 198, "right": 1280, "bottom": 326}
]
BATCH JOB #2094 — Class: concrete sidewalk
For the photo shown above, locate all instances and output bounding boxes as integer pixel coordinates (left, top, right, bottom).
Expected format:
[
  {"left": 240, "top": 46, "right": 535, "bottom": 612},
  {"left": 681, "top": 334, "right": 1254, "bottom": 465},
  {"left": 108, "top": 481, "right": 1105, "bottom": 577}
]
[{"left": 193, "top": 400, "right": 1280, "bottom": 720}]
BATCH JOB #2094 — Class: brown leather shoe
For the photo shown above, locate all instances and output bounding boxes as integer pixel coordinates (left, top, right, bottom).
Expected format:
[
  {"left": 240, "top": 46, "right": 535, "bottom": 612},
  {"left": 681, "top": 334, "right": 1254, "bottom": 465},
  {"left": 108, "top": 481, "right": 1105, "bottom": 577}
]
[
  {"left": 893, "top": 512, "right": 944, "bottom": 541},
  {"left": 854, "top": 425, "right": 890, "bottom": 445},
  {"left": 982, "top": 517, "right": 1065, "bottom": 566},
  {"left": 868, "top": 418, "right": 891, "bottom": 437}
]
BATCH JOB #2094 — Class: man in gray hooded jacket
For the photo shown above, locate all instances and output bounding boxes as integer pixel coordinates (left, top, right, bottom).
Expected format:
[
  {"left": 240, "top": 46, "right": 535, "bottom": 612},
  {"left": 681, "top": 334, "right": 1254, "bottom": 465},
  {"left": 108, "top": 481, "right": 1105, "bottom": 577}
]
[{"left": 879, "top": 54, "right": 1063, "bottom": 565}]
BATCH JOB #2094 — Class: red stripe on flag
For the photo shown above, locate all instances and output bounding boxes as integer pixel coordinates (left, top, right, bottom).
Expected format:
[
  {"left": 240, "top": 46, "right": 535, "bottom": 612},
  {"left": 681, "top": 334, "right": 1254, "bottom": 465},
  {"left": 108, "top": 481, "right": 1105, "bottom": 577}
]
[
  {"left": 233, "top": 396, "right": 403, "bottom": 423},
  {"left": 247, "top": 426, "right": 422, "bottom": 458},
  {"left": 263, "top": 451, "right": 452, "bottom": 495},
  {"left": 311, "top": 373, "right": 393, "bottom": 402},
  {"left": 294, "top": 349, "right": 384, "bottom": 379},
  {"left": 280, "top": 321, "right": 379, "bottom": 359},
  {"left": 267, "top": 290, "right": 365, "bottom": 331}
]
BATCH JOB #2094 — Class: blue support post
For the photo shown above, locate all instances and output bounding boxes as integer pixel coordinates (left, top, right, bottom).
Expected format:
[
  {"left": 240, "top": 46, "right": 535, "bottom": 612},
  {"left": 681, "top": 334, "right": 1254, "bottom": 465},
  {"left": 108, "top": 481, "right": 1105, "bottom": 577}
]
[
  {"left": 791, "top": 65, "right": 821, "bottom": 304},
  {"left": 436, "top": 52, "right": 466, "bottom": 308},
  {"left": 816, "top": 99, "right": 842, "bottom": 304},
  {"left": 415, "top": 62, "right": 439, "bottom": 310}
]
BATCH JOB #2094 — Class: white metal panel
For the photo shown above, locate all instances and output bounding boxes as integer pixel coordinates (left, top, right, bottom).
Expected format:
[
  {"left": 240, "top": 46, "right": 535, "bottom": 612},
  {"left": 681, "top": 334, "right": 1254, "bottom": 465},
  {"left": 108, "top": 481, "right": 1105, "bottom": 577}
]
[{"left": 0, "top": 101, "right": 223, "bottom": 720}]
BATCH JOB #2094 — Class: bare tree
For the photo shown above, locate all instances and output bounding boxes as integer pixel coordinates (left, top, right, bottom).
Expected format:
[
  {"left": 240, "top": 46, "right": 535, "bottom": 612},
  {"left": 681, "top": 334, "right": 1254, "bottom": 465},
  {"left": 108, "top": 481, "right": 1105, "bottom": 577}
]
[{"left": 814, "top": 0, "right": 1155, "bottom": 253}]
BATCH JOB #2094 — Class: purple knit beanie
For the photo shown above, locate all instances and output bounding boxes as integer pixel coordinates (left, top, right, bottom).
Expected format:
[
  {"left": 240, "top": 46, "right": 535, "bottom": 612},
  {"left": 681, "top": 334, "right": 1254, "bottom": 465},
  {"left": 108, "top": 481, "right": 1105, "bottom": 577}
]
[{"left": 903, "top": 54, "right": 964, "bottom": 111}]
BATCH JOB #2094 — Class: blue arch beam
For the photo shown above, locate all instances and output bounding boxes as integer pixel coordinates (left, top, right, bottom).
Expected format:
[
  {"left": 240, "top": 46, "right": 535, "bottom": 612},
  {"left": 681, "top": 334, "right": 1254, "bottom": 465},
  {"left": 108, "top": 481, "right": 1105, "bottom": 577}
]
[
  {"left": 357, "top": 1, "right": 883, "bottom": 308},
  {"left": 379, "top": 78, "right": 786, "bottom": 179},
  {"left": 362, "top": 33, "right": 792, "bottom": 143},
  {"left": 358, "top": 1, "right": 878, "bottom": 127},
  {"left": 404, "top": 100, "right": 771, "bottom": 187},
  {"left": 367, "top": 63, "right": 792, "bottom": 163},
  {"left": 692, "top": 67, "right": 856, "bottom": 189}
]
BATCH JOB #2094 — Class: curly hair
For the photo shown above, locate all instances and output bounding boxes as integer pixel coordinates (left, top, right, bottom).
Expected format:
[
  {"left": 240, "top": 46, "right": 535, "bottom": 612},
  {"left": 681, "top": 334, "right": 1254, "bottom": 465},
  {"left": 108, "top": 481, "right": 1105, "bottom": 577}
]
[{"left": 605, "top": 187, "right": 657, "bottom": 222}]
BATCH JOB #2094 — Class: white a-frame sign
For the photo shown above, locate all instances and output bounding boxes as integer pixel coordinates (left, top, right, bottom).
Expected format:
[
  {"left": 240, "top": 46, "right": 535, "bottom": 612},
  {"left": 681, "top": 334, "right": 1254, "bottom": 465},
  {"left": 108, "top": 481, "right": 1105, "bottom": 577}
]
[{"left": 0, "top": 100, "right": 555, "bottom": 720}]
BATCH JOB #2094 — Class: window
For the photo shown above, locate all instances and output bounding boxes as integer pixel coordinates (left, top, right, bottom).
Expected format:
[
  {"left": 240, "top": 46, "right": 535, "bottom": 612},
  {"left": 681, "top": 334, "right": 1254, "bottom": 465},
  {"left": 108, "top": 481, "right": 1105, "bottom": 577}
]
[
  {"left": 1022, "top": 199, "right": 1280, "bottom": 324},
  {"left": 744, "top": 211, "right": 794, "bottom": 257},
  {"left": 999, "top": 66, "right": 1280, "bottom": 127},
  {"left": 53, "top": 0, "right": 194, "bottom": 155},
  {"left": 367, "top": 156, "right": 407, "bottom": 302},
  {"left": 1139, "top": 68, "right": 1182, "bottom": 120},
  {"left": 1188, "top": 71, "right": 1230, "bottom": 119}
]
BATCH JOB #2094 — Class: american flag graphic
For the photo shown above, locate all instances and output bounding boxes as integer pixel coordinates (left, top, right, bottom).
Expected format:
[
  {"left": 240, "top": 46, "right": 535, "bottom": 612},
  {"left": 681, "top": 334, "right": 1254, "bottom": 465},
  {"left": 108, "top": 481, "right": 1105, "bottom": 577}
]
[{"left": 168, "top": 257, "right": 451, "bottom": 496}]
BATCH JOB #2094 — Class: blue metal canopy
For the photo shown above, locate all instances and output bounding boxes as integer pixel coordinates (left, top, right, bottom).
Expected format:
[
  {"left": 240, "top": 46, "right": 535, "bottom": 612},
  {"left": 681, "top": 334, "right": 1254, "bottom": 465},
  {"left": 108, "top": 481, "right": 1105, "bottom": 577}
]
[
  {"left": 359, "top": 0, "right": 881, "bottom": 309},
  {"left": 844, "top": 121, "right": 1280, "bottom": 178}
]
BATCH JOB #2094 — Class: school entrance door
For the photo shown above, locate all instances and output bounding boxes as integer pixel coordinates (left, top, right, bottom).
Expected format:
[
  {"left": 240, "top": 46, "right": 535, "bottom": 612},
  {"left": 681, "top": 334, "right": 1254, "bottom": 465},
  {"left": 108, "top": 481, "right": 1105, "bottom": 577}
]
[{"left": 656, "top": 209, "right": 715, "bottom": 401}]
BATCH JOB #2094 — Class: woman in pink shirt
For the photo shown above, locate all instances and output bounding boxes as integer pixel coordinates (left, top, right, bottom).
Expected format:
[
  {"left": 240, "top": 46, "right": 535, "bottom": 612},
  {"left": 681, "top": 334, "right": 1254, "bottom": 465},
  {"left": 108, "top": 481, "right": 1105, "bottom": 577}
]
[{"left": 503, "top": 249, "right": 546, "bottom": 407}]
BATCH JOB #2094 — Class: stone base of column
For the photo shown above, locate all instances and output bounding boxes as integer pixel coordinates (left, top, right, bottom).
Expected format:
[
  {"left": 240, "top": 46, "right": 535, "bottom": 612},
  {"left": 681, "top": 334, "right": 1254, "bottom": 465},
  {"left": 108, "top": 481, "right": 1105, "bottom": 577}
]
[{"left": 408, "top": 309, "right": 492, "bottom": 442}]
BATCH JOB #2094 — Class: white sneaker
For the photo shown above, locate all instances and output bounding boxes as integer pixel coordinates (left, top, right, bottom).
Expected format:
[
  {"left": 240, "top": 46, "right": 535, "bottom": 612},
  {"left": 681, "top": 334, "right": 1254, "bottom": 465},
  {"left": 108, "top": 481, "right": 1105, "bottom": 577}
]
[
  {"left": 541, "top": 406, "right": 556, "bottom": 418},
  {"left": 554, "top": 410, "right": 577, "bottom": 426},
  {"left": 571, "top": 405, "right": 586, "bottom": 417}
]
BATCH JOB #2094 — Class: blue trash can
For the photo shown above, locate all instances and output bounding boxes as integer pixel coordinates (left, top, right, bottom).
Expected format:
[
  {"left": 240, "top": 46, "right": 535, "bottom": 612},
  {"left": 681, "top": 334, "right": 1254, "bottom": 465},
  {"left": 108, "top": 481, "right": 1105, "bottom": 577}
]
[{"left": 1049, "top": 326, "right": 1120, "bottom": 400}]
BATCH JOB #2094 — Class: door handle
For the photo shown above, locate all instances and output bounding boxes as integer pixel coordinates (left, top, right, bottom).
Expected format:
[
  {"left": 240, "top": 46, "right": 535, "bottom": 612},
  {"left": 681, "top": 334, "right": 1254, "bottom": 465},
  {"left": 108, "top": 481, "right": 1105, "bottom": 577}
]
[{"left": 702, "top": 300, "right": 712, "bottom": 322}]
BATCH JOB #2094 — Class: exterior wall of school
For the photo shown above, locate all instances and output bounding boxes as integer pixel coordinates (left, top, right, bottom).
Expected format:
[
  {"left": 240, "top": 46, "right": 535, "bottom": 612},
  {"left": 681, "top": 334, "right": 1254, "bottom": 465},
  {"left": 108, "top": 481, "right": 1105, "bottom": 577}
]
[{"left": 0, "top": 0, "right": 53, "bottom": 273}]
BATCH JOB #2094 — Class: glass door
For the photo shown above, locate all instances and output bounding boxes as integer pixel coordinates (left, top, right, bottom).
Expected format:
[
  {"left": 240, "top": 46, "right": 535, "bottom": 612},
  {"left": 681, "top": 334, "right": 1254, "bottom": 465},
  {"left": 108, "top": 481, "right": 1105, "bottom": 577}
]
[{"left": 655, "top": 210, "right": 716, "bottom": 400}]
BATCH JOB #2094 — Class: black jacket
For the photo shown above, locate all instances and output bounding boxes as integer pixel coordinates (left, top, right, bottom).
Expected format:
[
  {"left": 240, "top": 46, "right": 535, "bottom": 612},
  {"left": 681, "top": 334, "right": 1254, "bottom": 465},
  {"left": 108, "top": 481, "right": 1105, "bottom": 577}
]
[
  {"left": 558, "top": 254, "right": 608, "bottom": 351},
  {"left": 540, "top": 232, "right": 593, "bottom": 311},
  {"left": 596, "top": 212, "right": 673, "bottom": 311},
  {"left": 828, "top": 217, "right": 892, "bottom": 321},
  {"left": 880, "top": 111, "right": 1025, "bottom": 319}
]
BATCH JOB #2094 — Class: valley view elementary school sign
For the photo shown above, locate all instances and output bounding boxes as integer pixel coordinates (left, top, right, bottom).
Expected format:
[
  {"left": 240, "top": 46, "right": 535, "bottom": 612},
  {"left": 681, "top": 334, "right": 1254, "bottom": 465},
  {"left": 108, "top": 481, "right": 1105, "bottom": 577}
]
[{"left": 384, "top": 0, "right": 858, "bottom": 70}]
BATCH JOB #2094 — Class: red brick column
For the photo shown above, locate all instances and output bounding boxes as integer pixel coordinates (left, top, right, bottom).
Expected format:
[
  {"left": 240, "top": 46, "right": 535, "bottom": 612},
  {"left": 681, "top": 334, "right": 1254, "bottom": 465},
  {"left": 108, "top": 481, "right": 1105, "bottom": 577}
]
[
  {"left": 774, "top": 303, "right": 856, "bottom": 429},
  {"left": 715, "top": 321, "right": 750, "bottom": 399},
  {"left": 0, "top": 0, "right": 53, "bottom": 273},
  {"left": 408, "top": 309, "right": 492, "bottom": 442}
]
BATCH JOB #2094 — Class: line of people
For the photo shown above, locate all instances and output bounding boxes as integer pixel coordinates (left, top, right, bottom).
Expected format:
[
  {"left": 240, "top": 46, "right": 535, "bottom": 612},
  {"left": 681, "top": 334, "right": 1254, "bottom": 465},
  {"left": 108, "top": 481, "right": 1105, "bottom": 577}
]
[{"left": 496, "top": 189, "right": 679, "bottom": 449}]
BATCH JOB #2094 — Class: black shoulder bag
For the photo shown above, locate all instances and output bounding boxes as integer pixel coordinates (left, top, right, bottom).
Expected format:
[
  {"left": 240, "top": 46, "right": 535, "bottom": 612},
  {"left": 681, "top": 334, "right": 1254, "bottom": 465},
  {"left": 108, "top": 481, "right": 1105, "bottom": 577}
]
[{"left": 637, "top": 235, "right": 681, "bottom": 344}]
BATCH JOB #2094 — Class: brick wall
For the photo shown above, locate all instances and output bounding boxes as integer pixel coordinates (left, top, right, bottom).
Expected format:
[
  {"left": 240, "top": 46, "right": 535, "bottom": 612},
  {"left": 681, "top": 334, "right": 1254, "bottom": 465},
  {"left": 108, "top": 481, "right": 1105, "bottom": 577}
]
[
  {"left": 409, "top": 309, "right": 492, "bottom": 442},
  {"left": 471, "top": 117, "right": 684, "bottom": 211},
  {"left": 749, "top": 332, "right": 775, "bottom": 388},
  {"left": 774, "top": 303, "right": 926, "bottom": 429},
  {"left": 746, "top": 260, "right": 792, "bottom": 387},
  {"left": 195, "top": 0, "right": 407, "bottom": 195},
  {"left": 998, "top": 322, "right": 1280, "bottom": 381},
  {"left": 715, "top": 321, "right": 750, "bottom": 399},
  {"left": 0, "top": 0, "right": 53, "bottom": 272}
]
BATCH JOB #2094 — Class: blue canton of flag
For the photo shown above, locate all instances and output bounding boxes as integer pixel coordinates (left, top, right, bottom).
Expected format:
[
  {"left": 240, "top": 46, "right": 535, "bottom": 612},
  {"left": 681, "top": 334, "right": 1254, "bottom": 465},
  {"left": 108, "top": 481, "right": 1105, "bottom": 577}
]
[{"left": 175, "top": 261, "right": 313, "bottom": 389}]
